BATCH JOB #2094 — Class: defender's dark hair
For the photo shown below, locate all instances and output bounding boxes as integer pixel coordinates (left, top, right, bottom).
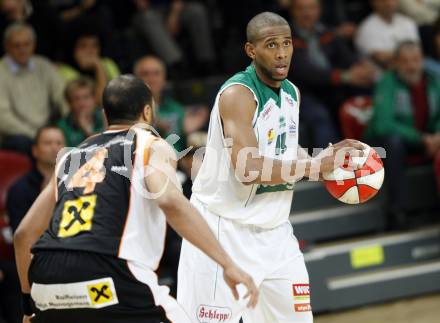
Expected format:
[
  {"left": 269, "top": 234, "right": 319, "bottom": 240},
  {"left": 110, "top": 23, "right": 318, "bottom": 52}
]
[
  {"left": 102, "top": 74, "right": 153, "bottom": 125},
  {"left": 246, "top": 12, "right": 290, "bottom": 43}
]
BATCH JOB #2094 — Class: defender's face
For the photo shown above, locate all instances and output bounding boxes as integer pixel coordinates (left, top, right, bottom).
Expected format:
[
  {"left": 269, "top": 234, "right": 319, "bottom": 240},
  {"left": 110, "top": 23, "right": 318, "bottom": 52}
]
[{"left": 250, "top": 25, "right": 293, "bottom": 81}]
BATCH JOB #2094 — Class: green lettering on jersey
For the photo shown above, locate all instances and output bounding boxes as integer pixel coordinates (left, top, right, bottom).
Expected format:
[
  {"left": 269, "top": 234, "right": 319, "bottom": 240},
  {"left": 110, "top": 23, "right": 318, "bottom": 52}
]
[{"left": 255, "top": 183, "right": 294, "bottom": 195}]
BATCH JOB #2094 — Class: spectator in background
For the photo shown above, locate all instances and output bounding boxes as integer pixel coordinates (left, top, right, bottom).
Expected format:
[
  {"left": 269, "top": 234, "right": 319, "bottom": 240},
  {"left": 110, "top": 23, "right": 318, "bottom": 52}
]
[
  {"left": 399, "top": 0, "right": 440, "bottom": 55},
  {"left": 0, "top": 0, "right": 60, "bottom": 59},
  {"left": 288, "top": 0, "right": 375, "bottom": 148},
  {"left": 57, "top": 78, "right": 104, "bottom": 147},
  {"left": 365, "top": 41, "right": 440, "bottom": 228},
  {"left": 399, "top": 0, "right": 440, "bottom": 26},
  {"left": 49, "top": 0, "right": 114, "bottom": 56},
  {"left": 3, "top": 126, "right": 63, "bottom": 323},
  {"left": 6, "top": 126, "right": 64, "bottom": 233},
  {"left": 0, "top": 23, "right": 67, "bottom": 156},
  {"left": 356, "top": 0, "right": 420, "bottom": 70},
  {"left": 58, "top": 32, "right": 120, "bottom": 105},
  {"left": 320, "top": 0, "right": 371, "bottom": 36},
  {"left": 132, "top": 0, "right": 216, "bottom": 76},
  {"left": 134, "top": 55, "right": 186, "bottom": 152}
]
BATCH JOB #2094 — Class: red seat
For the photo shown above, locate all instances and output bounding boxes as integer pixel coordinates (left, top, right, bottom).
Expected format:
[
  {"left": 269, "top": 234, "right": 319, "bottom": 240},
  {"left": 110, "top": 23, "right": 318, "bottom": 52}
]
[
  {"left": 339, "top": 96, "right": 373, "bottom": 140},
  {"left": 0, "top": 150, "right": 32, "bottom": 259}
]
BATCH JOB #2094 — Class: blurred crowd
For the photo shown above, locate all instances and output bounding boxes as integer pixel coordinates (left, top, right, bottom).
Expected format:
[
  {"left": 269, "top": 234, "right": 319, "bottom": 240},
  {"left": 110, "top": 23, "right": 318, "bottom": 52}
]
[{"left": 1, "top": 0, "right": 440, "bottom": 322}]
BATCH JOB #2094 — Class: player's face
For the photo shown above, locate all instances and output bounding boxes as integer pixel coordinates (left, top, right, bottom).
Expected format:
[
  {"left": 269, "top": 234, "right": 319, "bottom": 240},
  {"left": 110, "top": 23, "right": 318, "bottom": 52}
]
[
  {"left": 33, "top": 129, "right": 65, "bottom": 166},
  {"left": 248, "top": 25, "right": 293, "bottom": 83}
]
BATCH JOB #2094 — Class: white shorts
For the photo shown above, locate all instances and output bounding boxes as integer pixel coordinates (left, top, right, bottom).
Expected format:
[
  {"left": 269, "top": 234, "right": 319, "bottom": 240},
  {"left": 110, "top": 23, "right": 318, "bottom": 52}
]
[{"left": 177, "top": 197, "right": 313, "bottom": 323}]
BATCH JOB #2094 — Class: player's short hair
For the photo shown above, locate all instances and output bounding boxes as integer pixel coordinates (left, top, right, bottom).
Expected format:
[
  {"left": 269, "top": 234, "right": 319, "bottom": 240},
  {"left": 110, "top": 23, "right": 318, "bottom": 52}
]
[
  {"left": 34, "top": 125, "right": 63, "bottom": 146},
  {"left": 394, "top": 40, "right": 422, "bottom": 58},
  {"left": 102, "top": 74, "right": 153, "bottom": 125},
  {"left": 64, "top": 77, "right": 95, "bottom": 102},
  {"left": 246, "top": 12, "right": 290, "bottom": 43}
]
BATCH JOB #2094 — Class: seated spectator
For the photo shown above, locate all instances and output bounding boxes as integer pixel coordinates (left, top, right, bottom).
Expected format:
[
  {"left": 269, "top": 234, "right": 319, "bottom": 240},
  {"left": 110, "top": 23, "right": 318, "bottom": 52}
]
[
  {"left": 288, "top": 0, "right": 375, "bottom": 148},
  {"left": 134, "top": 55, "right": 186, "bottom": 152},
  {"left": 365, "top": 41, "right": 440, "bottom": 228},
  {"left": 132, "top": 0, "right": 216, "bottom": 76},
  {"left": 2, "top": 126, "right": 63, "bottom": 323},
  {"left": 356, "top": 0, "right": 420, "bottom": 70},
  {"left": 320, "top": 0, "right": 371, "bottom": 31},
  {"left": 399, "top": 0, "right": 440, "bottom": 26},
  {"left": 6, "top": 126, "right": 65, "bottom": 233},
  {"left": 0, "top": 23, "right": 67, "bottom": 156},
  {"left": 49, "top": 0, "right": 114, "bottom": 55},
  {"left": 0, "top": 0, "right": 61, "bottom": 59},
  {"left": 59, "top": 32, "right": 120, "bottom": 105},
  {"left": 57, "top": 78, "right": 104, "bottom": 147},
  {"left": 399, "top": 0, "right": 440, "bottom": 55}
]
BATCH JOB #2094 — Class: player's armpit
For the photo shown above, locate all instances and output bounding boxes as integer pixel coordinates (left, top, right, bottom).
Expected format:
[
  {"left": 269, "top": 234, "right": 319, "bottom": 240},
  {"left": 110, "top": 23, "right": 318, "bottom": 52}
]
[{"left": 14, "top": 178, "right": 57, "bottom": 293}]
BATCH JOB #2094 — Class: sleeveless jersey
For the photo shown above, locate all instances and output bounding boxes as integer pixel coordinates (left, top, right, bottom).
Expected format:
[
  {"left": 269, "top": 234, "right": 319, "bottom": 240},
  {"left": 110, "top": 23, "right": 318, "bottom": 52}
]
[
  {"left": 33, "top": 127, "right": 166, "bottom": 271},
  {"left": 192, "top": 64, "right": 300, "bottom": 229}
]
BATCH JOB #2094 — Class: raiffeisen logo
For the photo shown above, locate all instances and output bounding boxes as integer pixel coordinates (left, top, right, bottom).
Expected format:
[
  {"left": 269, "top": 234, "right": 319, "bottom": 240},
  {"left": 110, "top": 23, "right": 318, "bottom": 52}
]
[{"left": 197, "top": 305, "right": 231, "bottom": 322}]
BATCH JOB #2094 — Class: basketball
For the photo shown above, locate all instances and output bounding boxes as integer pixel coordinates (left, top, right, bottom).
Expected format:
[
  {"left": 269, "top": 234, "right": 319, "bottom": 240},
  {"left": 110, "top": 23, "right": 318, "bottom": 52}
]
[{"left": 323, "top": 144, "right": 384, "bottom": 204}]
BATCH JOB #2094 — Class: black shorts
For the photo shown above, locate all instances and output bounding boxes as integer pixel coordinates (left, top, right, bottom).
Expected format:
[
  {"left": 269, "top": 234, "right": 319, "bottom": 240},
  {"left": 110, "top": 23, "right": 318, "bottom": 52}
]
[{"left": 29, "top": 250, "right": 170, "bottom": 323}]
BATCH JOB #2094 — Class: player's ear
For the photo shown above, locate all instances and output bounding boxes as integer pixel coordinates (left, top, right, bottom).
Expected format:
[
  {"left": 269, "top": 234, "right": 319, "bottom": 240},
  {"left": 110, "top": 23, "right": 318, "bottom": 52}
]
[
  {"left": 245, "top": 42, "right": 256, "bottom": 60},
  {"left": 142, "top": 104, "right": 153, "bottom": 125}
]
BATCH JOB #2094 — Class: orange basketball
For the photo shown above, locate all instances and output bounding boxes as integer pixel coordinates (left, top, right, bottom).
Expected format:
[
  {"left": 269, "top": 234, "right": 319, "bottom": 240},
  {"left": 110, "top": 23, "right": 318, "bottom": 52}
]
[{"left": 323, "top": 145, "right": 384, "bottom": 204}]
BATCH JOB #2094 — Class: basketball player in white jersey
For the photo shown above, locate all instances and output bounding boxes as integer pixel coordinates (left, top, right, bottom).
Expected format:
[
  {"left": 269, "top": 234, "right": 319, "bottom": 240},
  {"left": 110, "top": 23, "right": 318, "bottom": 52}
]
[
  {"left": 14, "top": 75, "right": 258, "bottom": 323},
  {"left": 177, "top": 12, "right": 365, "bottom": 323}
]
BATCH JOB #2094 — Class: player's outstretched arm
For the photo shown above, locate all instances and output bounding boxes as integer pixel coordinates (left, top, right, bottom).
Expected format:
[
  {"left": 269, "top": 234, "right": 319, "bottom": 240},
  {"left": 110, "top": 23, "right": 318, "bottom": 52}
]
[
  {"left": 144, "top": 139, "right": 258, "bottom": 307},
  {"left": 219, "top": 85, "right": 365, "bottom": 184}
]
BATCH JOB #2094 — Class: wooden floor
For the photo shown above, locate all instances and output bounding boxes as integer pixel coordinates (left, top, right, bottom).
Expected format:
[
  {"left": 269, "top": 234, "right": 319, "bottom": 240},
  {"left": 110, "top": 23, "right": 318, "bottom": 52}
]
[{"left": 315, "top": 293, "right": 440, "bottom": 323}]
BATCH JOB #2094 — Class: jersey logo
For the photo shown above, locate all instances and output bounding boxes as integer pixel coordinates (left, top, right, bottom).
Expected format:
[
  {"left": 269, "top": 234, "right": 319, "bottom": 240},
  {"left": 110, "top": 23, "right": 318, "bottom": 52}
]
[
  {"left": 68, "top": 148, "right": 108, "bottom": 194},
  {"left": 58, "top": 195, "right": 97, "bottom": 238},
  {"left": 267, "top": 128, "right": 275, "bottom": 145},
  {"left": 87, "top": 282, "right": 114, "bottom": 305},
  {"left": 262, "top": 98, "right": 277, "bottom": 120}
]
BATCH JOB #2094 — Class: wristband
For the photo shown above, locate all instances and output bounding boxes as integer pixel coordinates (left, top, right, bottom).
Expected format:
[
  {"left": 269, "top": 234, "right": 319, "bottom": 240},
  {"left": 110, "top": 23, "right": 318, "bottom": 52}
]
[{"left": 21, "top": 292, "right": 33, "bottom": 316}]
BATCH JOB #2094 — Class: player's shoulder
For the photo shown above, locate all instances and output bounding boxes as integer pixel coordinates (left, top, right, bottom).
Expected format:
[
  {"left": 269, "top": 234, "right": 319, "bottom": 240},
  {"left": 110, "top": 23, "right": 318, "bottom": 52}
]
[
  {"left": 221, "top": 66, "right": 256, "bottom": 93},
  {"left": 283, "top": 79, "right": 300, "bottom": 101},
  {"left": 150, "top": 137, "right": 177, "bottom": 162}
]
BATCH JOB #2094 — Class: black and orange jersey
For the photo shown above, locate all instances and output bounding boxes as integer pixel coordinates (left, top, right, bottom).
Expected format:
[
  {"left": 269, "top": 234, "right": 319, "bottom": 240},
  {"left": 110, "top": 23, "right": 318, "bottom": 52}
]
[{"left": 33, "top": 127, "right": 167, "bottom": 270}]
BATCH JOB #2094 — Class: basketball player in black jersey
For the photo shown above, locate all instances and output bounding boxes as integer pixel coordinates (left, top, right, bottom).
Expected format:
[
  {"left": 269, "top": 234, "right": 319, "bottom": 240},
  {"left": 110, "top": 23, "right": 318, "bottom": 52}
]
[{"left": 14, "top": 75, "right": 258, "bottom": 323}]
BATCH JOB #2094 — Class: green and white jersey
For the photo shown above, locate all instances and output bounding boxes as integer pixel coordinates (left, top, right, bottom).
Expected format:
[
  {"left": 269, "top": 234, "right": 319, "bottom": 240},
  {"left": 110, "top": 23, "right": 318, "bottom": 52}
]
[{"left": 192, "top": 64, "right": 300, "bottom": 229}]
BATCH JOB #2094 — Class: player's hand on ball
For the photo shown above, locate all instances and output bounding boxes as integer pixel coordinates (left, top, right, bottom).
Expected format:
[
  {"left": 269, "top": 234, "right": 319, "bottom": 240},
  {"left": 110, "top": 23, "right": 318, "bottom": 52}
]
[
  {"left": 223, "top": 263, "right": 259, "bottom": 308},
  {"left": 316, "top": 139, "right": 366, "bottom": 174}
]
